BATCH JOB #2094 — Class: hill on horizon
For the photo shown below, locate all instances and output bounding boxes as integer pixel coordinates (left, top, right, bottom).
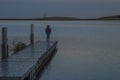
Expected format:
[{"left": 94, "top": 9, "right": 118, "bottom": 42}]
[
  {"left": 32, "top": 17, "right": 81, "bottom": 20},
  {"left": 98, "top": 15, "right": 120, "bottom": 20},
  {"left": 0, "top": 15, "right": 120, "bottom": 20}
]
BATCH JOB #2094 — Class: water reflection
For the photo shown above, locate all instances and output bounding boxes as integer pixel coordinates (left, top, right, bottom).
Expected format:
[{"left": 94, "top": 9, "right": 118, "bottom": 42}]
[
  {"left": 46, "top": 41, "right": 50, "bottom": 50},
  {"left": 39, "top": 26, "right": 120, "bottom": 80}
]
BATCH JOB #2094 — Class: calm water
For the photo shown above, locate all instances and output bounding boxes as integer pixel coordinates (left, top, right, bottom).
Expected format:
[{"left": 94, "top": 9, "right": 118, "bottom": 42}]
[{"left": 0, "top": 21, "right": 120, "bottom": 80}]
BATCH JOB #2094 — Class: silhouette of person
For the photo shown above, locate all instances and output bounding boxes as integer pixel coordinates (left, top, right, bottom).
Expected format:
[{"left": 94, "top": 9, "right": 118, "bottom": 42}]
[{"left": 45, "top": 25, "right": 51, "bottom": 41}]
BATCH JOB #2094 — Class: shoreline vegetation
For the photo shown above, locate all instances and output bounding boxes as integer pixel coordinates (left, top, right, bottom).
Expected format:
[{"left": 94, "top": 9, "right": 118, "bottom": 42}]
[{"left": 0, "top": 15, "right": 120, "bottom": 21}]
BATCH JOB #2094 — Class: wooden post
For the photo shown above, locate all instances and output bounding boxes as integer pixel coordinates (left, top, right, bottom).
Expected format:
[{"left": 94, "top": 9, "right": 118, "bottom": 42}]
[
  {"left": 30, "top": 24, "right": 34, "bottom": 44},
  {"left": 1, "top": 27, "right": 8, "bottom": 60}
]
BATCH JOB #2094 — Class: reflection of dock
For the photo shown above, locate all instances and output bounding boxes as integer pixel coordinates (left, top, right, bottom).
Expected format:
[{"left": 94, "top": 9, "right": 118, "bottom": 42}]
[{"left": 0, "top": 41, "right": 58, "bottom": 80}]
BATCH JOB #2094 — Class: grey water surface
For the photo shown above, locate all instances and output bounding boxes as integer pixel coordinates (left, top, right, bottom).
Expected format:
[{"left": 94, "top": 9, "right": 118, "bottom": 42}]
[{"left": 0, "top": 21, "right": 120, "bottom": 80}]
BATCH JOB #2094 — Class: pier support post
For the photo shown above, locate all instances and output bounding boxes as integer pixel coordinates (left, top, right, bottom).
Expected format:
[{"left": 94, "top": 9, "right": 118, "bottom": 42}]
[
  {"left": 1, "top": 27, "right": 8, "bottom": 60},
  {"left": 30, "top": 24, "right": 34, "bottom": 44}
]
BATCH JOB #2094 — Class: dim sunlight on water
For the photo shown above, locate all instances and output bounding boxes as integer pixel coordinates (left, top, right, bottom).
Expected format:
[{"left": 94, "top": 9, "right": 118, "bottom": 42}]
[{"left": 0, "top": 21, "right": 120, "bottom": 80}]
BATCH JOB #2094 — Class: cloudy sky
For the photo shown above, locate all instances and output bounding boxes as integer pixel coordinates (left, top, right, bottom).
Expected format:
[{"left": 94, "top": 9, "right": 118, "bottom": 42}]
[{"left": 0, "top": 0, "right": 119, "bottom": 18}]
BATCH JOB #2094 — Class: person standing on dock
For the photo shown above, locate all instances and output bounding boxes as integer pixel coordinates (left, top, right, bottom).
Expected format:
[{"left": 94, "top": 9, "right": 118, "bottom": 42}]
[{"left": 45, "top": 25, "right": 51, "bottom": 41}]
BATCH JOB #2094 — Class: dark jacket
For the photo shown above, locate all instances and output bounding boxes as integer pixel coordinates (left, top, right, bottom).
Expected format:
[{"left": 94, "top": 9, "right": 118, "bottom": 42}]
[{"left": 45, "top": 26, "right": 51, "bottom": 34}]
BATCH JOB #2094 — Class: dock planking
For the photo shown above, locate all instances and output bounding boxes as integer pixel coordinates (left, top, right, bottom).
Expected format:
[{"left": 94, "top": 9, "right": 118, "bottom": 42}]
[{"left": 0, "top": 41, "right": 58, "bottom": 80}]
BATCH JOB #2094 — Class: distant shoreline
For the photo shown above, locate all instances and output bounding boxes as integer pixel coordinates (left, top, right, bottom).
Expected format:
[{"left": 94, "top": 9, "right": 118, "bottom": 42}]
[
  {"left": 0, "top": 15, "right": 120, "bottom": 21},
  {"left": 0, "top": 19, "right": 120, "bottom": 21}
]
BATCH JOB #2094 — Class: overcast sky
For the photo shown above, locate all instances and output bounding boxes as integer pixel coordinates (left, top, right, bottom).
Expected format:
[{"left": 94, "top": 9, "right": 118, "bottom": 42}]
[{"left": 0, "top": 0, "right": 119, "bottom": 18}]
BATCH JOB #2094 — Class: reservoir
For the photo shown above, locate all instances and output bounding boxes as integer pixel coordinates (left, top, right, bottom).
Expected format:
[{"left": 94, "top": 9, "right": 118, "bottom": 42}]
[{"left": 0, "top": 21, "right": 120, "bottom": 80}]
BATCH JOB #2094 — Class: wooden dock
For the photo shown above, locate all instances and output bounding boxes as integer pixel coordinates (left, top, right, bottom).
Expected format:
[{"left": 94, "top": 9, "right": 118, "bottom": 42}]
[{"left": 0, "top": 41, "right": 58, "bottom": 80}]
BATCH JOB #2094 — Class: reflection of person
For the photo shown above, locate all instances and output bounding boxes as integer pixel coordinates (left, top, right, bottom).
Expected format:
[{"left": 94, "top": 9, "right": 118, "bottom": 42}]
[{"left": 45, "top": 25, "right": 51, "bottom": 41}]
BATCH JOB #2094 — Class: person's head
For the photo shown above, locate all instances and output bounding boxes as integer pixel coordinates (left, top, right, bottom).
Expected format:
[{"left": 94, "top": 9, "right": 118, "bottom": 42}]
[{"left": 47, "top": 25, "right": 50, "bottom": 28}]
